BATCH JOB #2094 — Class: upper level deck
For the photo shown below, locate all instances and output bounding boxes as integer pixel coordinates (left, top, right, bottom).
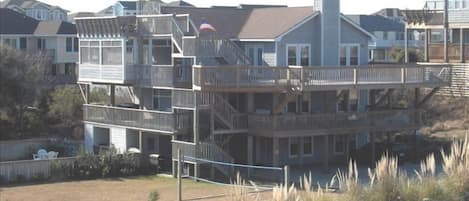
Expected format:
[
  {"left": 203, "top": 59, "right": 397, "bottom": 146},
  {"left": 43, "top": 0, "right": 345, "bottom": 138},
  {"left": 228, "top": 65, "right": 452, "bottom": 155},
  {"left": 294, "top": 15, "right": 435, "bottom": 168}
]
[{"left": 193, "top": 64, "right": 451, "bottom": 92}]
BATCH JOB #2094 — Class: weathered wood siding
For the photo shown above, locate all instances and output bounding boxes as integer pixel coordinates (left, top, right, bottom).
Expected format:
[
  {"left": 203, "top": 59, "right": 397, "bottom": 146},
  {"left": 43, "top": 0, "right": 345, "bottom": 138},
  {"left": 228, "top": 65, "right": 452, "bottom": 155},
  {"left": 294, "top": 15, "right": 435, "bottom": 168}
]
[{"left": 0, "top": 139, "right": 49, "bottom": 162}]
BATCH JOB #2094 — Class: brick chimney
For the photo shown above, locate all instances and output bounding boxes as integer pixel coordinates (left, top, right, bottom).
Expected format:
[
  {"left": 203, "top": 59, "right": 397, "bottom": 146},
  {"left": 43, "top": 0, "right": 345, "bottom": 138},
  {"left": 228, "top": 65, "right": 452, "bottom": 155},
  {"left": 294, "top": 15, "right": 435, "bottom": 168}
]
[{"left": 314, "top": 0, "right": 340, "bottom": 66}]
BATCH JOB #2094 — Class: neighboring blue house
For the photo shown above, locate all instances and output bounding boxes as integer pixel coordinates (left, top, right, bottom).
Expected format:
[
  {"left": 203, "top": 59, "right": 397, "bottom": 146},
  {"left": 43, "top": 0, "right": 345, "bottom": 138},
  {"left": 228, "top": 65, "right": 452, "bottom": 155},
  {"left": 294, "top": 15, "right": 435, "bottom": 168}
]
[
  {"left": 348, "top": 14, "right": 423, "bottom": 63},
  {"left": 112, "top": 1, "right": 137, "bottom": 16}
]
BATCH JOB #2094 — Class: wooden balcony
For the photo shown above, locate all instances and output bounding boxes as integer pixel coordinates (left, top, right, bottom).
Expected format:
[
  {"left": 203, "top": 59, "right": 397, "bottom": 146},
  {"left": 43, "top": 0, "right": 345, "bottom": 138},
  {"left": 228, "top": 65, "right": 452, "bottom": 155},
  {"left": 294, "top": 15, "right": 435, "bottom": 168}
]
[
  {"left": 429, "top": 43, "right": 469, "bottom": 62},
  {"left": 193, "top": 64, "right": 451, "bottom": 92},
  {"left": 83, "top": 104, "right": 190, "bottom": 134},
  {"left": 248, "top": 110, "right": 421, "bottom": 137}
]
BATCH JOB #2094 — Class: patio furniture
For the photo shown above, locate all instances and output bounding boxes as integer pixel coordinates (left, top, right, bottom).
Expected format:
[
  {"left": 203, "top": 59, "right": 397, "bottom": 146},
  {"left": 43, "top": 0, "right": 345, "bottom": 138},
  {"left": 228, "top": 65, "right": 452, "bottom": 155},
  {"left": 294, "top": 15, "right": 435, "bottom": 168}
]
[
  {"left": 33, "top": 149, "right": 48, "bottom": 160},
  {"left": 47, "top": 151, "right": 59, "bottom": 159}
]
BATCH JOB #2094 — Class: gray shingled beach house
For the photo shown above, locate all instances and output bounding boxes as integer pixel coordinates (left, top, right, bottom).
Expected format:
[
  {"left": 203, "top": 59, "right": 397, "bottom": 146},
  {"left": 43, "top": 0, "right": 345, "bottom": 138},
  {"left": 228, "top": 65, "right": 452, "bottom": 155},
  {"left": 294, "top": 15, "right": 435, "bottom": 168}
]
[{"left": 76, "top": 0, "right": 451, "bottom": 180}]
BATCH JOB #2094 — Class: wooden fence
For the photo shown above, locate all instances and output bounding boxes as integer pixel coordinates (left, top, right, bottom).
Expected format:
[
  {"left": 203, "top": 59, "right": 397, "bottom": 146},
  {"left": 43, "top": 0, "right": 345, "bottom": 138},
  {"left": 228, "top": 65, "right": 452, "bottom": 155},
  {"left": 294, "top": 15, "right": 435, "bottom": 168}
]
[{"left": 0, "top": 157, "right": 77, "bottom": 182}]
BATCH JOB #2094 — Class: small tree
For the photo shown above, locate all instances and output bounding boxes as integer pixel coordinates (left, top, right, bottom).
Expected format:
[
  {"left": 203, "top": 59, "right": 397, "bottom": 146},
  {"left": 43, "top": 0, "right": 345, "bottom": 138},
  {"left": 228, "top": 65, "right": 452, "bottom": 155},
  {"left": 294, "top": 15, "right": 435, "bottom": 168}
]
[
  {"left": 48, "top": 86, "right": 84, "bottom": 126},
  {"left": 0, "top": 45, "right": 48, "bottom": 139}
]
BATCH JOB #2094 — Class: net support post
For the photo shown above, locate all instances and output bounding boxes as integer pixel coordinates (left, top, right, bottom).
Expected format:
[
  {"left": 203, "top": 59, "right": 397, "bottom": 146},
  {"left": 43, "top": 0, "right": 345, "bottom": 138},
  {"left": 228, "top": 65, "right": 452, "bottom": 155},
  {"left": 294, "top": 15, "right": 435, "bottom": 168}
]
[
  {"left": 177, "top": 148, "right": 182, "bottom": 201},
  {"left": 284, "top": 165, "right": 289, "bottom": 187}
]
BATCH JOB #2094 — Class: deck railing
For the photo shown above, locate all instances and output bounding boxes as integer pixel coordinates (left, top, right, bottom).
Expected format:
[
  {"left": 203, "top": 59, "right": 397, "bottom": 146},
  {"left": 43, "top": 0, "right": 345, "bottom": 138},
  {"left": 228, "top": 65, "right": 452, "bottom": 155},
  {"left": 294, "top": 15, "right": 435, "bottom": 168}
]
[
  {"left": 83, "top": 104, "right": 190, "bottom": 133},
  {"left": 248, "top": 109, "right": 421, "bottom": 135},
  {"left": 184, "top": 39, "right": 252, "bottom": 65},
  {"left": 137, "top": 15, "right": 185, "bottom": 51},
  {"left": 193, "top": 64, "right": 451, "bottom": 92},
  {"left": 135, "top": 65, "right": 191, "bottom": 88}
]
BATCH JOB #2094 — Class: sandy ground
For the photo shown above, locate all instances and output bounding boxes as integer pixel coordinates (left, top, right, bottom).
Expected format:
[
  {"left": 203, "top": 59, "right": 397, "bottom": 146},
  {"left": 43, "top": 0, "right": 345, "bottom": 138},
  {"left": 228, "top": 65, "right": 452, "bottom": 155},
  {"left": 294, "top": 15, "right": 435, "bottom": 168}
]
[{"left": 0, "top": 175, "right": 265, "bottom": 201}]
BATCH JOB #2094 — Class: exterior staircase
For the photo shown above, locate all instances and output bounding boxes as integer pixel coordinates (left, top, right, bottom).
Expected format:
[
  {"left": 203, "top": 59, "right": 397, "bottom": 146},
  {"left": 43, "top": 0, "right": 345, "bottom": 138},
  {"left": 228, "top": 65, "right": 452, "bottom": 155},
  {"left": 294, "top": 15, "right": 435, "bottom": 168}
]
[
  {"left": 212, "top": 94, "right": 248, "bottom": 134},
  {"left": 198, "top": 141, "right": 235, "bottom": 177},
  {"left": 273, "top": 87, "right": 302, "bottom": 114}
]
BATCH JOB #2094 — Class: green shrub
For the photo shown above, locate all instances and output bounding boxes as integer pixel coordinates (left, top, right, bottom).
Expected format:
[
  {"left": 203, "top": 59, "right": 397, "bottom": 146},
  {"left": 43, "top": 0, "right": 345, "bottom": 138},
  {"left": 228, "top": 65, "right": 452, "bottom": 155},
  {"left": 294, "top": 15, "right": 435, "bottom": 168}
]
[{"left": 148, "top": 190, "right": 159, "bottom": 201}]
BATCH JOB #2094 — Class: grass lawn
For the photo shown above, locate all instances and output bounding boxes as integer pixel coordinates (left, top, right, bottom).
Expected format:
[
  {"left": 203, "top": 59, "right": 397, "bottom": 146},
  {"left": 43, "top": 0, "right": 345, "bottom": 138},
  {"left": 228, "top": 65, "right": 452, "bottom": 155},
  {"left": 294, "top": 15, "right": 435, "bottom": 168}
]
[{"left": 0, "top": 175, "right": 251, "bottom": 201}]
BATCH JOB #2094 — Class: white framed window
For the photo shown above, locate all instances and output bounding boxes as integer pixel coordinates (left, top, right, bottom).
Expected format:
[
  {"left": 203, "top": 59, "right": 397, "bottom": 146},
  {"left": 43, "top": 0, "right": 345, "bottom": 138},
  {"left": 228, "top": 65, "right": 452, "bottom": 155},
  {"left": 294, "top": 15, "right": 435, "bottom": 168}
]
[
  {"left": 102, "top": 41, "right": 123, "bottom": 65},
  {"left": 66, "top": 37, "right": 79, "bottom": 52},
  {"left": 286, "top": 44, "right": 311, "bottom": 66},
  {"left": 340, "top": 44, "right": 360, "bottom": 66},
  {"left": 333, "top": 135, "right": 346, "bottom": 155}
]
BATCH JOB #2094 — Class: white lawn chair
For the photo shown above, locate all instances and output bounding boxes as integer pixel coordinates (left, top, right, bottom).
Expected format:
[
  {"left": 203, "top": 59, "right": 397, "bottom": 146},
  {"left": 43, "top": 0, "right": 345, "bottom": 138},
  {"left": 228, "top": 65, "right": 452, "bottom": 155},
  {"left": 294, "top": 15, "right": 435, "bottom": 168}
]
[
  {"left": 127, "top": 147, "right": 141, "bottom": 154},
  {"left": 47, "top": 151, "right": 58, "bottom": 159},
  {"left": 33, "top": 149, "right": 48, "bottom": 160}
]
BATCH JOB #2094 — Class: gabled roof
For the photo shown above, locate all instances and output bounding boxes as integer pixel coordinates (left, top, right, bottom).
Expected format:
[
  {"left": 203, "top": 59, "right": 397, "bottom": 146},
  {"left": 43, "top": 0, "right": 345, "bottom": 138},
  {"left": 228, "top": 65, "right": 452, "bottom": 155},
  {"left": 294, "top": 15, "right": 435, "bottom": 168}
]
[
  {"left": 165, "top": 0, "right": 195, "bottom": 7},
  {"left": 0, "top": 8, "right": 76, "bottom": 35},
  {"left": 0, "top": 0, "right": 69, "bottom": 13},
  {"left": 161, "top": 6, "right": 317, "bottom": 40},
  {"left": 117, "top": 1, "right": 137, "bottom": 10},
  {"left": 0, "top": 8, "right": 38, "bottom": 34},
  {"left": 34, "top": 21, "right": 77, "bottom": 35},
  {"left": 238, "top": 7, "right": 316, "bottom": 39},
  {"left": 347, "top": 15, "right": 404, "bottom": 33}
]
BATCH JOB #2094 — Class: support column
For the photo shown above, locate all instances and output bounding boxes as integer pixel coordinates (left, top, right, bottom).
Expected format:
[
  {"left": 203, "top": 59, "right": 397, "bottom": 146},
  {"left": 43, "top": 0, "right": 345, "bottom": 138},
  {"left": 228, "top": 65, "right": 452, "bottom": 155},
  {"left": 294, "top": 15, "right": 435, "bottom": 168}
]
[
  {"left": 323, "top": 135, "right": 329, "bottom": 172},
  {"left": 405, "top": 28, "right": 409, "bottom": 63},
  {"left": 85, "top": 84, "right": 91, "bottom": 104},
  {"left": 461, "top": 28, "right": 465, "bottom": 63},
  {"left": 345, "top": 135, "right": 351, "bottom": 164},
  {"left": 273, "top": 137, "right": 280, "bottom": 167},
  {"left": 247, "top": 93, "right": 254, "bottom": 113},
  {"left": 413, "top": 88, "right": 421, "bottom": 161},
  {"left": 193, "top": 109, "right": 200, "bottom": 180},
  {"left": 139, "top": 131, "right": 143, "bottom": 151},
  {"left": 425, "top": 29, "right": 430, "bottom": 62},
  {"left": 247, "top": 136, "right": 254, "bottom": 179},
  {"left": 370, "top": 133, "right": 376, "bottom": 167},
  {"left": 110, "top": 85, "right": 115, "bottom": 106},
  {"left": 444, "top": 0, "right": 449, "bottom": 63}
]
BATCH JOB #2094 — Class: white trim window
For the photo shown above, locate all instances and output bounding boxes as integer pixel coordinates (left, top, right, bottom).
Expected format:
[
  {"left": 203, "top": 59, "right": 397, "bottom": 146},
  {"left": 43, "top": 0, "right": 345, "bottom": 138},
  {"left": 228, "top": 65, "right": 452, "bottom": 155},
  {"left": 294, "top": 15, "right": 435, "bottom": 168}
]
[
  {"left": 66, "top": 37, "right": 79, "bottom": 52},
  {"left": 340, "top": 44, "right": 360, "bottom": 66},
  {"left": 102, "top": 41, "right": 123, "bottom": 65},
  {"left": 287, "top": 44, "right": 311, "bottom": 66},
  {"left": 80, "top": 41, "right": 100, "bottom": 65},
  {"left": 333, "top": 135, "right": 346, "bottom": 155}
]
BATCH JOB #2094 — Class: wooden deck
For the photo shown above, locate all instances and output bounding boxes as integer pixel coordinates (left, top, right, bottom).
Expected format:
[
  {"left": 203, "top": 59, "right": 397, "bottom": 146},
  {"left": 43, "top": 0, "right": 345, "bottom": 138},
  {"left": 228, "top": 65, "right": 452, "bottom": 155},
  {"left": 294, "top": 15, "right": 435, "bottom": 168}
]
[
  {"left": 193, "top": 64, "right": 451, "bottom": 92},
  {"left": 247, "top": 109, "right": 421, "bottom": 137},
  {"left": 83, "top": 104, "right": 191, "bottom": 134}
]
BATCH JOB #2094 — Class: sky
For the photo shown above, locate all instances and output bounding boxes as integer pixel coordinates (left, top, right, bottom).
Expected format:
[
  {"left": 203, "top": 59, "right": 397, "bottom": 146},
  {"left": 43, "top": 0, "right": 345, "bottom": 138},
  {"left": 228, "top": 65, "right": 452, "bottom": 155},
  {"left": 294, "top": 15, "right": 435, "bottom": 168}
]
[{"left": 36, "top": 0, "right": 427, "bottom": 14}]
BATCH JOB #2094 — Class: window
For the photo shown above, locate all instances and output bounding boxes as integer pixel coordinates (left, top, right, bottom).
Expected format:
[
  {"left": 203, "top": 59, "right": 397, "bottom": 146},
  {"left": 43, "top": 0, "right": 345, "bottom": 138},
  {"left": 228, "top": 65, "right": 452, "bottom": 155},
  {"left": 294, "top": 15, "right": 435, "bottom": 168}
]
[
  {"left": 287, "top": 44, "right": 310, "bottom": 66},
  {"left": 289, "top": 137, "right": 300, "bottom": 157},
  {"left": 3, "top": 38, "right": 18, "bottom": 49},
  {"left": 19, "top": 38, "right": 27, "bottom": 50},
  {"left": 301, "top": 94, "right": 310, "bottom": 113},
  {"left": 37, "top": 38, "right": 46, "bottom": 50},
  {"left": 152, "top": 39, "right": 171, "bottom": 65},
  {"left": 66, "top": 38, "right": 73, "bottom": 52},
  {"left": 102, "top": 41, "right": 122, "bottom": 65},
  {"left": 334, "top": 135, "right": 345, "bottom": 155},
  {"left": 340, "top": 45, "right": 360, "bottom": 66},
  {"left": 289, "top": 137, "right": 314, "bottom": 158},
  {"left": 349, "top": 89, "right": 359, "bottom": 112},
  {"left": 337, "top": 91, "right": 349, "bottom": 112},
  {"left": 80, "top": 40, "right": 100, "bottom": 64},
  {"left": 153, "top": 89, "right": 172, "bottom": 112},
  {"left": 245, "top": 46, "right": 264, "bottom": 66},
  {"left": 431, "top": 30, "right": 443, "bottom": 43},
  {"left": 303, "top": 136, "right": 314, "bottom": 156},
  {"left": 126, "top": 39, "right": 134, "bottom": 64},
  {"left": 383, "top": 32, "right": 388, "bottom": 40}
]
